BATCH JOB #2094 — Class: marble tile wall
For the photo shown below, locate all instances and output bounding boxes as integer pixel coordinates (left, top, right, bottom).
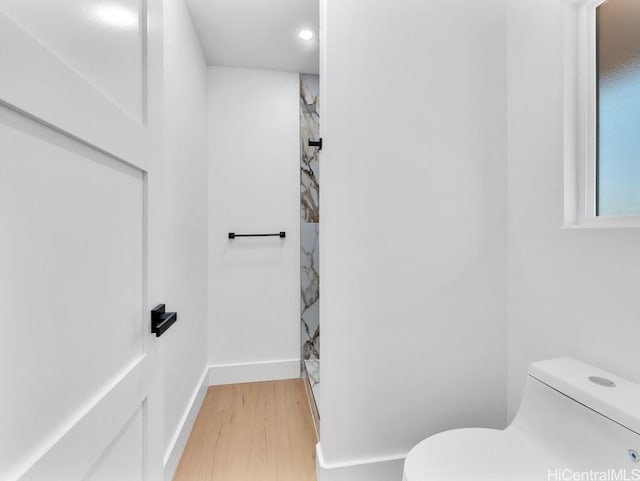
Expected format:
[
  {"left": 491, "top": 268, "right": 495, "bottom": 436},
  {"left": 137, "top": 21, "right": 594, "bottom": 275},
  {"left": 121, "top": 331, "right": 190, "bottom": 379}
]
[{"left": 300, "top": 74, "right": 320, "bottom": 361}]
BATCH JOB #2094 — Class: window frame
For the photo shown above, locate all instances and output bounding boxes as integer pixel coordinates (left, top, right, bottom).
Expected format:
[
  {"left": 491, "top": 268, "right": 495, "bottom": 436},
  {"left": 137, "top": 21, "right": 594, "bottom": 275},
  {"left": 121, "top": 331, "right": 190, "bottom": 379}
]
[{"left": 563, "top": 0, "right": 640, "bottom": 228}]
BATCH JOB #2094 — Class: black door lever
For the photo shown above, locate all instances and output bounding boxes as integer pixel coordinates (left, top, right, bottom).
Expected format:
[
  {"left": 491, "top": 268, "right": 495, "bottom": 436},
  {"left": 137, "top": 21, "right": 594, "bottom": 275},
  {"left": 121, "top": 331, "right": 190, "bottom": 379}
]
[{"left": 151, "top": 304, "right": 178, "bottom": 337}]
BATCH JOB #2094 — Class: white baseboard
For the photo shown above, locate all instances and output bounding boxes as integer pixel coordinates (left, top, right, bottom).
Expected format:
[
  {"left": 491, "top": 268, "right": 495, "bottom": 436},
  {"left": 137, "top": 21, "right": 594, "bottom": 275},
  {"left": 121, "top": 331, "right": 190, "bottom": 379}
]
[
  {"left": 208, "top": 359, "right": 300, "bottom": 386},
  {"left": 316, "top": 443, "right": 406, "bottom": 481},
  {"left": 163, "top": 368, "right": 209, "bottom": 481}
]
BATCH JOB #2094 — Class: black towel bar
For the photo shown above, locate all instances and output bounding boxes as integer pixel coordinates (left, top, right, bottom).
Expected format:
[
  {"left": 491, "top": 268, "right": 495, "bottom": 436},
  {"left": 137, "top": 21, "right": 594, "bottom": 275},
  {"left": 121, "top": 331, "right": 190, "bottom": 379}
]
[{"left": 228, "top": 232, "right": 286, "bottom": 239}]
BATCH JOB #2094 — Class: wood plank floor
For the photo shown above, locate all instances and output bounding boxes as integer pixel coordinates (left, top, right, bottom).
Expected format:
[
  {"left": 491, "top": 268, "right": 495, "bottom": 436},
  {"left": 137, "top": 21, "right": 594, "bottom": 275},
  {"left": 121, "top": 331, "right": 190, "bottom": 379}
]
[{"left": 173, "top": 379, "right": 318, "bottom": 481}]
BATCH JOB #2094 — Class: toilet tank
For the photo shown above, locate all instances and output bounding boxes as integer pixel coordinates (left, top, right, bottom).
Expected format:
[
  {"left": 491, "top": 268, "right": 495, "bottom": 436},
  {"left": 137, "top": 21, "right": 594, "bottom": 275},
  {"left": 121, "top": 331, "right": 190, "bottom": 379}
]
[{"left": 508, "top": 358, "right": 640, "bottom": 472}]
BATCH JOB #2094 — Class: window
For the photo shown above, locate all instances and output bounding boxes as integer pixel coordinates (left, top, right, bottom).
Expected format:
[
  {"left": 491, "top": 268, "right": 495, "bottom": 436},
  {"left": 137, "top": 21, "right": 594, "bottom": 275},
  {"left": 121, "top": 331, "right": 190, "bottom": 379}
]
[
  {"left": 596, "top": 0, "right": 640, "bottom": 217},
  {"left": 564, "top": 0, "right": 640, "bottom": 226}
]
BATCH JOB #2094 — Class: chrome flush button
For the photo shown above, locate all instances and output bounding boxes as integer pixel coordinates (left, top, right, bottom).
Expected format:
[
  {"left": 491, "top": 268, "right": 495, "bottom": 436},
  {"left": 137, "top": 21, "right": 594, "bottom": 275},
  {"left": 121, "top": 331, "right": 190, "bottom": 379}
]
[
  {"left": 629, "top": 450, "right": 640, "bottom": 463},
  {"left": 588, "top": 376, "right": 616, "bottom": 388}
]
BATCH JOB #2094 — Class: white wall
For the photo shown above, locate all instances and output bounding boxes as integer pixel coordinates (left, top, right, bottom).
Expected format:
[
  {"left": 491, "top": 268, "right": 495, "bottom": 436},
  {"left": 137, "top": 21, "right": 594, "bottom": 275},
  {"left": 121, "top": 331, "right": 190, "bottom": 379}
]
[
  {"left": 208, "top": 67, "right": 301, "bottom": 377},
  {"left": 162, "top": 0, "right": 209, "bottom": 476},
  {"left": 507, "top": 0, "right": 640, "bottom": 419},
  {"left": 319, "top": 0, "right": 508, "bottom": 478}
]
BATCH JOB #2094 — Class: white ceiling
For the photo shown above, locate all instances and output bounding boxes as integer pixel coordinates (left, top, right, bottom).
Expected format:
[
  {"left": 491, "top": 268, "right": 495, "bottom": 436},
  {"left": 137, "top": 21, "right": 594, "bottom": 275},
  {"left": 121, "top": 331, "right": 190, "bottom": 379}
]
[{"left": 185, "top": 0, "right": 319, "bottom": 74}]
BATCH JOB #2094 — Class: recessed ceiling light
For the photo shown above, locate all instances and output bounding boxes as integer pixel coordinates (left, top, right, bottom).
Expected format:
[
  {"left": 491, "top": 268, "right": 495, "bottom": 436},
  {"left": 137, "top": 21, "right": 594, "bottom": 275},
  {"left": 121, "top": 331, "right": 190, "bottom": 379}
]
[
  {"left": 91, "top": 4, "right": 138, "bottom": 28},
  {"left": 299, "top": 30, "right": 314, "bottom": 41}
]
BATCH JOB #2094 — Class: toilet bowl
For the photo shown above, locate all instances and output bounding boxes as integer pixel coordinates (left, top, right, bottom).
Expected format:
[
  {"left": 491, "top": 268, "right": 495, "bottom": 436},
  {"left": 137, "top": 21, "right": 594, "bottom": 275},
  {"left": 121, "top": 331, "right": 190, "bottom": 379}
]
[{"left": 403, "top": 358, "right": 640, "bottom": 480}]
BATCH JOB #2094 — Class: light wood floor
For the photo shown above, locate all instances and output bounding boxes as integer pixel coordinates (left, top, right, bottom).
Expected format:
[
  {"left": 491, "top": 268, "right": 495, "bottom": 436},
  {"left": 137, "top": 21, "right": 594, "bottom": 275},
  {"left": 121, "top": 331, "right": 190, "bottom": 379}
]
[{"left": 173, "top": 379, "right": 318, "bottom": 481}]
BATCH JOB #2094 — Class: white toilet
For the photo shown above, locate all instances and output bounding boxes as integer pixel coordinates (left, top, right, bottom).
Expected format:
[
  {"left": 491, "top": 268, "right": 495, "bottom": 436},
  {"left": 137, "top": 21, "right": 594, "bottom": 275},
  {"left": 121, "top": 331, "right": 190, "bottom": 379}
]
[{"left": 403, "top": 358, "right": 640, "bottom": 480}]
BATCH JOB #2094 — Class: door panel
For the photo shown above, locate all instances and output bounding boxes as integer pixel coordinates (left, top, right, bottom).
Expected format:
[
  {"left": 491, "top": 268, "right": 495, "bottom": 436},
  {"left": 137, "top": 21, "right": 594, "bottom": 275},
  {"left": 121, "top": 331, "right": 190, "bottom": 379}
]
[
  {"left": 0, "top": 7, "right": 151, "bottom": 167},
  {"left": 0, "top": 0, "right": 145, "bottom": 123},
  {"left": 0, "top": 0, "right": 163, "bottom": 479},
  {"left": 83, "top": 405, "right": 144, "bottom": 481},
  {"left": 15, "top": 358, "right": 148, "bottom": 481},
  {"left": 0, "top": 106, "right": 145, "bottom": 478}
]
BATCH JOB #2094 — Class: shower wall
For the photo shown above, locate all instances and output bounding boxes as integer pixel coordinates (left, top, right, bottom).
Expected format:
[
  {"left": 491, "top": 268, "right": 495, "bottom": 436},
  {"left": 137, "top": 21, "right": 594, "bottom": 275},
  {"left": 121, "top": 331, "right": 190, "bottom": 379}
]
[{"left": 300, "top": 74, "right": 320, "bottom": 360}]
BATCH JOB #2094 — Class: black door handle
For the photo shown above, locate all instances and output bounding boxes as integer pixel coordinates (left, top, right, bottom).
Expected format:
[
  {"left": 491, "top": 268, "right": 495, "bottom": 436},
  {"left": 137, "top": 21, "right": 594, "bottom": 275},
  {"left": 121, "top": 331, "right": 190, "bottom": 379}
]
[{"left": 151, "top": 304, "right": 178, "bottom": 337}]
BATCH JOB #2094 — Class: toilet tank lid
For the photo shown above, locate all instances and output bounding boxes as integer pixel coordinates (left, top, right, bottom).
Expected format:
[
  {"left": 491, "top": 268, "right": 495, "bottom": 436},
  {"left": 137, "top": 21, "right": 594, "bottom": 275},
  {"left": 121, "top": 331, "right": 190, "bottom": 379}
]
[{"left": 528, "top": 358, "right": 640, "bottom": 435}]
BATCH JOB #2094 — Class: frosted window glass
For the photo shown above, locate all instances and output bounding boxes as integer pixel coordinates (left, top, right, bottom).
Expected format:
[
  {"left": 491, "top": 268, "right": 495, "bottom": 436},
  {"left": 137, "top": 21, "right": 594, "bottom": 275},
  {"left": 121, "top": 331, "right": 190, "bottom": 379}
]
[{"left": 597, "top": 0, "right": 640, "bottom": 216}]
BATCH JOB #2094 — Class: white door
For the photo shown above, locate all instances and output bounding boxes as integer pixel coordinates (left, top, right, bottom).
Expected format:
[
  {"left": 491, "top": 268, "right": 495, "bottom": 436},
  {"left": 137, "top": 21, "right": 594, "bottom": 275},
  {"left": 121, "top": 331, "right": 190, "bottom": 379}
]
[{"left": 0, "top": 1, "right": 164, "bottom": 480}]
